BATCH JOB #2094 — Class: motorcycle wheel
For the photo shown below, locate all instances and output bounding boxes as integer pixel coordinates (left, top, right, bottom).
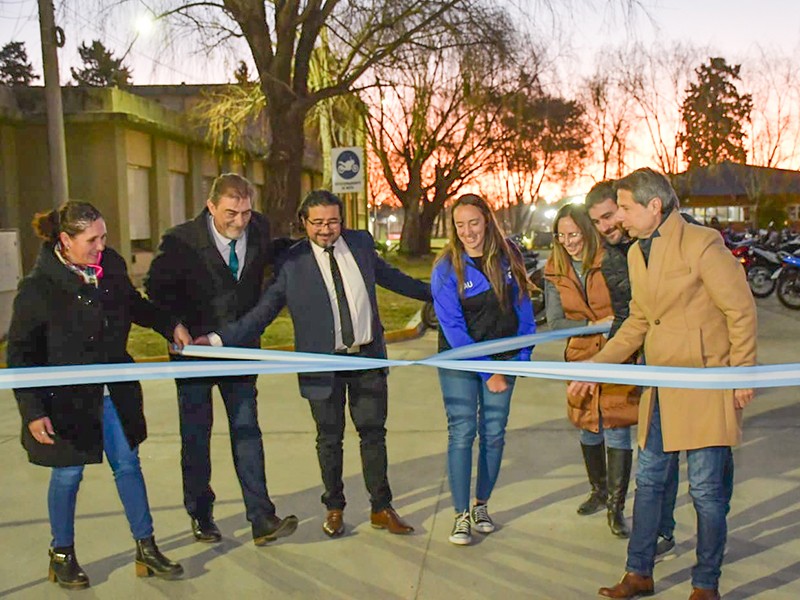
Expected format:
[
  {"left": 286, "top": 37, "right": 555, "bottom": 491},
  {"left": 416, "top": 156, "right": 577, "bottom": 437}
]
[
  {"left": 531, "top": 288, "right": 547, "bottom": 325},
  {"left": 777, "top": 271, "right": 800, "bottom": 310},
  {"left": 421, "top": 301, "right": 439, "bottom": 329},
  {"left": 747, "top": 265, "right": 776, "bottom": 298}
]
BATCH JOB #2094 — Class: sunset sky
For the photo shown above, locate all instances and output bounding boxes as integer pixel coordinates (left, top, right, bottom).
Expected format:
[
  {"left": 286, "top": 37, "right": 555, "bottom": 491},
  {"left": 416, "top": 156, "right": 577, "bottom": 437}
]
[
  {"left": 2, "top": 1, "right": 798, "bottom": 86},
  {"left": 2, "top": 0, "right": 799, "bottom": 201}
]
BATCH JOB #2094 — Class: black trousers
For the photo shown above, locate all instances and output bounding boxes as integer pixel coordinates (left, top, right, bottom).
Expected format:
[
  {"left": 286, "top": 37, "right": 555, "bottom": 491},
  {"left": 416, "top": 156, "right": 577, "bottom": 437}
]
[
  {"left": 176, "top": 375, "right": 276, "bottom": 524},
  {"left": 307, "top": 368, "right": 392, "bottom": 512}
]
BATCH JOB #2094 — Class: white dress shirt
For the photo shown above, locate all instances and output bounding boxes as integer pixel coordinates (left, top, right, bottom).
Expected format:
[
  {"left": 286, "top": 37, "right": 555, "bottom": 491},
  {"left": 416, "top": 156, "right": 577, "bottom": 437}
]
[
  {"left": 207, "top": 213, "right": 247, "bottom": 280},
  {"left": 311, "top": 236, "right": 373, "bottom": 351}
]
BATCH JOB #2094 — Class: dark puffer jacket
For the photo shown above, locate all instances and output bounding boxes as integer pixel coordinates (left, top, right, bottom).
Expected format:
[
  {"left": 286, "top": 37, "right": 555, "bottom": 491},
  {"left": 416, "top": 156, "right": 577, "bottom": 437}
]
[
  {"left": 7, "top": 244, "right": 175, "bottom": 467},
  {"left": 600, "top": 239, "right": 633, "bottom": 338}
]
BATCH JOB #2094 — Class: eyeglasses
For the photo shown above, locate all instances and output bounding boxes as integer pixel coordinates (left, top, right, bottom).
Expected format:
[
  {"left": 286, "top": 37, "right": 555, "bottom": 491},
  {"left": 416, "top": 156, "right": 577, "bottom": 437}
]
[
  {"left": 556, "top": 232, "right": 583, "bottom": 242},
  {"left": 306, "top": 218, "right": 342, "bottom": 229}
]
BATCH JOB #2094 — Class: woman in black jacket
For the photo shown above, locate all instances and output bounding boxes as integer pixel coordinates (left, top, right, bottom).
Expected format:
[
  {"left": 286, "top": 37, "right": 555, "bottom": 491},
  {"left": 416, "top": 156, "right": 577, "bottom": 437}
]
[{"left": 7, "top": 201, "right": 191, "bottom": 589}]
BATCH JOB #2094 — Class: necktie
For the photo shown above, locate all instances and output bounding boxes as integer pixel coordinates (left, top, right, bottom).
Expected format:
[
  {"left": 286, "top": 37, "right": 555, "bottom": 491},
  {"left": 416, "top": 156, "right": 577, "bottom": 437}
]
[
  {"left": 228, "top": 239, "right": 239, "bottom": 279},
  {"left": 324, "top": 246, "right": 355, "bottom": 348}
]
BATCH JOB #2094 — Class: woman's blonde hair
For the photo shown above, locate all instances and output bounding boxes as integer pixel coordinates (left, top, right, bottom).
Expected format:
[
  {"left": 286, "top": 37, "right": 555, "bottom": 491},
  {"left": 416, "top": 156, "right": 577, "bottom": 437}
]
[
  {"left": 436, "top": 193, "right": 528, "bottom": 308},
  {"left": 550, "top": 203, "right": 600, "bottom": 276}
]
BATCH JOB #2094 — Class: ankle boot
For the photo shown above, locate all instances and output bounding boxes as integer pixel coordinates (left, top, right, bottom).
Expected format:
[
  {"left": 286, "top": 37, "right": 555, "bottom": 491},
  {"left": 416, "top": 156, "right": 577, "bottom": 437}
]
[
  {"left": 48, "top": 546, "right": 90, "bottom": 589},
  {"left": 607, "top": 448, "right": 633, "bottom": 538},
  {"left": 578, "top": 442, "right": 608, "bottom": 515},
  {"left": 134, "top": 536, "right": 184, "bottom": 579}
]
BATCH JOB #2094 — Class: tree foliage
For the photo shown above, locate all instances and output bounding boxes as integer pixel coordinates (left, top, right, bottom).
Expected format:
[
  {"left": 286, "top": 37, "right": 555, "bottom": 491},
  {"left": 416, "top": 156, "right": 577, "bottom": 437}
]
[
  {"left": 493, "top": 75, "right": 590, "bottom": 232},
  {"left": 680, "top": 57, "right": 753, "bottom": 167},
  {"left": 0, "top": 41, "right": 38, "bottom": 86},
  {"left": 70, "top": 40, "right": 132, "bottom": 87}
]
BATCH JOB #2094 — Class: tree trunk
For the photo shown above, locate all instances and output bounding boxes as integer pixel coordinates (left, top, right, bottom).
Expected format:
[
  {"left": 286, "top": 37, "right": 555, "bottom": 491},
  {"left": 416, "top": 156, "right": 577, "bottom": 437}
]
[{"left": 263, "top": 101, "right": 307, "bottom": 236}]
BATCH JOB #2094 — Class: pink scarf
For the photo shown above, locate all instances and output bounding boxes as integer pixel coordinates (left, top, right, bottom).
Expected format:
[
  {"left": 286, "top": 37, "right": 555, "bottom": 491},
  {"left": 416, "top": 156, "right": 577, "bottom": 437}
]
[{"left": 54, "top": 242, "right": 104, "bottom": 287}]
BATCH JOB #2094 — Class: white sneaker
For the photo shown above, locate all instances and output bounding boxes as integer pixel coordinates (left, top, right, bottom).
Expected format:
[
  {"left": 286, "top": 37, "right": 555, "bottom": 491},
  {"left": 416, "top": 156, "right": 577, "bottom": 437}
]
[
  {"left": 471, "top": 503, "right": 496, "bottom": 534},
  {"left": 448, "top": 511, "right": 472, "bottom": 545}
]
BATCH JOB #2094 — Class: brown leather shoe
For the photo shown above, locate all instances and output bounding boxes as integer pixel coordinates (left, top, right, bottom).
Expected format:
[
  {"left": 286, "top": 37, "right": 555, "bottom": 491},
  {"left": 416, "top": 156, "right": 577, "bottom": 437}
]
[
  {"left": 689, "top": 588, "right": 720, "bottom": 600},
  {"left": 598, "top": 572, "right": 655, "bottom": 598},
  {"left": 322, "top": 509, "right": 344, "bottom": 537},
  {"left": 370, "top": 507, "right": 414, "bottom": 535}
]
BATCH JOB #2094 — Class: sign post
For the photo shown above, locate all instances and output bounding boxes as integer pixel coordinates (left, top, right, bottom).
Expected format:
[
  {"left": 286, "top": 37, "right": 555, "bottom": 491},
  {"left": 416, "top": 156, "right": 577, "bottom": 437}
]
[{"left": 331, "top": 147, "right": 364, "bottom": 194}]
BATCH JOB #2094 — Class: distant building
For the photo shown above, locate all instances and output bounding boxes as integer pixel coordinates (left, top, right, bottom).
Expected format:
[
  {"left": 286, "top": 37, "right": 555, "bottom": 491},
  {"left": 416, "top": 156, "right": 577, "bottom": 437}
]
[
  {"left": 0, "top": 84, "right": 326, "bottom": 281},
  {"left": 671, "top": 161, "right": 800, "bottom": 226}
]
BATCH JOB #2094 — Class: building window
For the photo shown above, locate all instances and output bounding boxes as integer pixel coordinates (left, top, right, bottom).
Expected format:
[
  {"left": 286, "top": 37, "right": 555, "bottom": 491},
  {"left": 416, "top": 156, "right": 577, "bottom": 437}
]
[
  {"left": 127, "top": 165, "right": 151, "bottom": 244},
  {"left": 169, "top": 172, "right": 187, "bottom": 226}
]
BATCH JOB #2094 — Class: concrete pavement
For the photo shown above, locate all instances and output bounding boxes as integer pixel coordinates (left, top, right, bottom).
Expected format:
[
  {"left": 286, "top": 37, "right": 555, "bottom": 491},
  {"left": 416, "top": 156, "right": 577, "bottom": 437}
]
[{"left": 1, "top": 294, "right": 799, "bottom": 599}]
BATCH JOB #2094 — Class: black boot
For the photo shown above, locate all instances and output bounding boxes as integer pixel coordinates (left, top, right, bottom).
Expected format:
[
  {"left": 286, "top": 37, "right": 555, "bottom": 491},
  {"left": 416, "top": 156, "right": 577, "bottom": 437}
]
[
  {"left": 48, "top": 546, "right": 90, "bottom": 589},
  {"left": 134, "top": 536, "right": 184, "bottom": 580},
  {"left": 577, "top": 442, "right": 608, "bottom": 515},
  {"left": 607, "top": 448, "right": 633, "bottom": 538}
]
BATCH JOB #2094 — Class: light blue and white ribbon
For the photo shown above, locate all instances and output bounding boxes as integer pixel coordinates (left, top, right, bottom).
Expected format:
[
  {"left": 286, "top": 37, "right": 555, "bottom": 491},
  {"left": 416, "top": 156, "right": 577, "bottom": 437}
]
[{"left": 1, "top": 324, "right": 796, "bottom": 391}]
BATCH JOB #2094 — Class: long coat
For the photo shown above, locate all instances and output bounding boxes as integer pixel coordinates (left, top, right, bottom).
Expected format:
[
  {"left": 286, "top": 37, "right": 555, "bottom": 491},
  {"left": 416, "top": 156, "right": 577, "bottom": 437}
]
[
  {"left": 218, "top": 229, "right": 431, "bottom": 400},
  {"left": 593, "top": 210, "right": 757, "bottom": 452},
  {"left": 144, "top": 209, "right": 271, "bottom": 349},
  {"left": 7, "top": 244, "right": 175, "bottom": 467},
  {"left": 544, "top": 249, "right": 640, "bottom": 432}
]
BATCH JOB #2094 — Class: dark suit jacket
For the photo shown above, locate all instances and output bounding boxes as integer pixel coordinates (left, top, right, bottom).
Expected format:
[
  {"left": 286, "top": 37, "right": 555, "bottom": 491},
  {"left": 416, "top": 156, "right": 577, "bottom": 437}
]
[
  {"left": 219, "top": 229, "right": 431, "bottom": 400},
  {"left": 144, "top": 209, "right": 271, "bottom": 351}
]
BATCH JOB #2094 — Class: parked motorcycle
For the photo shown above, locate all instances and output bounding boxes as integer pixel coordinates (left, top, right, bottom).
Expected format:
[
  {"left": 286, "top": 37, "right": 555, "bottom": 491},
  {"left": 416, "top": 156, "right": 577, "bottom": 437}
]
[
  {"left": 737, "top": 238, "right": 800, "bottom": 298},
  {"left": 745, "top": 244, "right": 783, "bottom": 298},
  {"left": 776, "top": 253, "right": 800, "bottom": 310}
]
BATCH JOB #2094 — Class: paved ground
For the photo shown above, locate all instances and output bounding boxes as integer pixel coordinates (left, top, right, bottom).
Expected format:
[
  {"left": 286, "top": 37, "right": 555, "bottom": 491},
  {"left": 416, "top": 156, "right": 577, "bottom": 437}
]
[{"left": 0, "top": 294, "right": 799, "bottom": 599}]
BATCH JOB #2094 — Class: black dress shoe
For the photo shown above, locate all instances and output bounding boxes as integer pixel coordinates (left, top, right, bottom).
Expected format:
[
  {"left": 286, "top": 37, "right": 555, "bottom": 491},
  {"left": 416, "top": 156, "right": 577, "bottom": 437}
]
[
  {"left": 191, "top": 517, "right": 222, "bottom": 543},
  {"left": 252, "top": 514, "right": 299, "bottom": 546}
]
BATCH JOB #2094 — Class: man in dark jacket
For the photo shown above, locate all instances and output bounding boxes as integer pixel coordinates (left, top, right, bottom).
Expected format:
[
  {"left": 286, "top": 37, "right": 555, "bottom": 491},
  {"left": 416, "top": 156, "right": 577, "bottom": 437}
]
[
  {"left": 145, "top": 173, "right": 297, "bottom": 546},
  {"left": 198, "top": 190, "right": 432, "bottom": 539},
  {"left": 586, "top": 180, "right": 680, "bottom": 559}
]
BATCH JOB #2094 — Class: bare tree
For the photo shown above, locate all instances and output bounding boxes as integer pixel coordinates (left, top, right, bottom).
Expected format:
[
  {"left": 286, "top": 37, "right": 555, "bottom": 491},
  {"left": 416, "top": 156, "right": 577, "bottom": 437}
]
[
  {"left": 364, "top": 25, "right": 514, "bottom": 255},
  {"left": 127, "top": 0, "right": 503, "bottom": 233},
  {"left": 745, "top": 48, "right": 800, "bottom": 169},
  {"left": 617, "top": 41, "right": 704, "bottom": 174},
  {"left": 581, "top": 63, "right": 633, "bottom": 180}
]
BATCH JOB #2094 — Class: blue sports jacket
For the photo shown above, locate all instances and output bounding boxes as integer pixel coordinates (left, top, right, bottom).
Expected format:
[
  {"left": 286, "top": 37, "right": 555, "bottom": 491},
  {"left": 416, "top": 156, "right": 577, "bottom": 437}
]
[{"left": 431, "top": 253, "right": 535, "bottom": 380}]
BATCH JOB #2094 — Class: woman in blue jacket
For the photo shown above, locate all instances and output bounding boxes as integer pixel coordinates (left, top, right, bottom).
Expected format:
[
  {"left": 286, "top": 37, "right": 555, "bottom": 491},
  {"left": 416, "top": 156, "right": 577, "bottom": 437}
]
[{"left": 431, "top": 193, "right": 535, "bottom": 545}]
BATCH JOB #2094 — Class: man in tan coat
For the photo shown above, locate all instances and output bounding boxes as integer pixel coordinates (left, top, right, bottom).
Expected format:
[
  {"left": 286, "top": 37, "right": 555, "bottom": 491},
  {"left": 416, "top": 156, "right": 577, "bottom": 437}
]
[{"left": 569, "top": 168, "right": 756, "bottom": 600}]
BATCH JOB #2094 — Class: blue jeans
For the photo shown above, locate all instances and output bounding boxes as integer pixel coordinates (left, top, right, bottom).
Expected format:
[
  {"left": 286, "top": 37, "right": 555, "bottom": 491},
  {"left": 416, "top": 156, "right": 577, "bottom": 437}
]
[
  {"left": 579, "top": 415, "right": 632, "bottom": 450},
  {"left": 657, "top": 443, "right": 734, "bottom": 541},
  {"left": 627, "top": 398, "right": 731, "bottom": 589},
  {"left": 177, "top": 376, "right": 275, "bottom": 524},
  {"left": 49, "top": 396, "right": 154, "bottom": 547},
  {"left": 438, "top": 369, "right": 516, "bottom": 514}
]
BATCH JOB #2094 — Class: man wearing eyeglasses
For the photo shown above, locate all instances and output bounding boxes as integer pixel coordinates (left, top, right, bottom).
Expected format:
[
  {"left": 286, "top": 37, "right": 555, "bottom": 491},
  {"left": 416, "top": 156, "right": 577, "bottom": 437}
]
[
  {"left": 145, "top": 173, "right": 298, "bottom": 547},
  {"left": 198, "top": 190, "right": 432, "bottom": 539}
]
